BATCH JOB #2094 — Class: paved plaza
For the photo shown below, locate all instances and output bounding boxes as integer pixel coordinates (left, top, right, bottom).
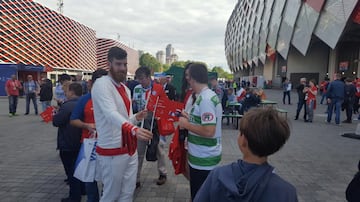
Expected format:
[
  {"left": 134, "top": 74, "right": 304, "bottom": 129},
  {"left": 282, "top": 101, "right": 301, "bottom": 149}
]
[{"left": 0, "top": 89, "right": 359, "bottom": 202}]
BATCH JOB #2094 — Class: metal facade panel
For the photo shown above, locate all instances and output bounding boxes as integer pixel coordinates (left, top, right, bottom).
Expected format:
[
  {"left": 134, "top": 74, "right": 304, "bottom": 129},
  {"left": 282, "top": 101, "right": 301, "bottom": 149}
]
[
  {"left": 305, "top": 0, "right": 325, "bottom": 12},
  {"left": 277, "top": 0, "right": 302, "bottom": 58},
  {"left": 259, "top": 0, "right": 274, "bottom": 62},
  {"left": 252, "top": 1, "right": 265, "bottom": 62},
  {"left": 314, "top": 0, "right": 358, "bottom": 49},
  {"left": 267, "top": 0, "right": 286, "bottom": 49},
  {"left": 252, "top": 33, "right": 260, "bottom": 60},
  {"left": 291, "top": 4, "right": 320, "bottom": 55}
]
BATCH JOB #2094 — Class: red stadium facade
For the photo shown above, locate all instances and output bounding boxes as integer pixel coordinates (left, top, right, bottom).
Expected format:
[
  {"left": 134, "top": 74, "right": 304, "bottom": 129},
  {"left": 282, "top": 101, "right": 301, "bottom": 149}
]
[
  {"left": 97, "top": 38, "right": 139, "bottom": 75},
  {"left": 0, "top": 0, "right": 140, "bottom": 95}
]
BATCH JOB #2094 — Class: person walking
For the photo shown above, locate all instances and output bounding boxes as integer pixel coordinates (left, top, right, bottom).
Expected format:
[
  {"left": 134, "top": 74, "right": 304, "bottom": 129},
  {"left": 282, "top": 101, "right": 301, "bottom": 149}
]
[
  {"left": 178, "top": 63, "right": 223, "bottom": 200},
  {"left": 304, "top": 79, "right": 318, "bottom": 123},
  {"left": 91, "top": 47, "right": 152, "bottom": 202},
  {"left": 5, "top": 74, "right": 22, "bottom": 117},
  {"left": 326, "top": 73, "right": 345, "bottom": 125},
  {"left": 282, "top": 78, "right": 291, "bottom": 105},
  {"left": 343, "top": 78, "right": 356, "bottom": 123},
  {"left": 39, "top": 77, "right": 53, "bottom": 112},
  {"left": 319, "top": 78, "right": 329, "bottom": 104},
  {"left": 23, "top": 75, "right": 39, "bottom": 115},
  {"left": 295, "top": 78, "right": 307, "bottom": 121}
]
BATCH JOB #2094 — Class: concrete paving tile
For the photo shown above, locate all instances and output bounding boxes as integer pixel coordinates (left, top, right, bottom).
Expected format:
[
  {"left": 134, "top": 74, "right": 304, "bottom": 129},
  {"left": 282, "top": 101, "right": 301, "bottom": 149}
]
[{"left": 0, "top": 89, "right": 359, "bottom": 201}]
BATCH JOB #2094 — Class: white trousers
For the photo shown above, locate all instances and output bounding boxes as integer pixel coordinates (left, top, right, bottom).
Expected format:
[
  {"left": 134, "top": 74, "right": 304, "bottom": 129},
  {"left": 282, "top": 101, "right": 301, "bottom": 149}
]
[{"left": 98, "top": 153, "right": 138, "bottom": 202}]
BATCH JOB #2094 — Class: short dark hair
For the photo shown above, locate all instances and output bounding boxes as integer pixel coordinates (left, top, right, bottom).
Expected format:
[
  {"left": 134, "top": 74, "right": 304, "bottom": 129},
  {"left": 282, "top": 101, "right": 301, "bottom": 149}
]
[
  {"left": 239, "top": 108, "right": 290, "bottom": 157},
  {"left": 135, "top": 66, "right": 151, "bottom": 78},
  {"left": 91, "top": 69, "right": 108, "bottom": 84},
  {"left": 59, "top": 74, "right": 71, "bottom": 84},
  {"left": 188, "top": 63, "right": 208, "bottom": 84},
  {"left": 68, "top": 83, "right": 82, "bottom": 96},
  {"left": 107, "top": 47, "right": 127, "bottom": 62}
]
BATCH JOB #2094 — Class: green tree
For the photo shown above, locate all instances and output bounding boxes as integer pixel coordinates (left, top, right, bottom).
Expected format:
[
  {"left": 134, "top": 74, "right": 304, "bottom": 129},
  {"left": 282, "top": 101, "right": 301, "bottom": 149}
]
[
  {"left": 211, "top": 66, "right": 233, "bottom": 80},
  {"left": 169, "top": 60, "right": 208, "bottom": 69},
  {"left": 162, "top": 64, "right": 170, "bottom": 72},
  {"left": 139, "top": 53, "right": 161, "bottom": 73}
]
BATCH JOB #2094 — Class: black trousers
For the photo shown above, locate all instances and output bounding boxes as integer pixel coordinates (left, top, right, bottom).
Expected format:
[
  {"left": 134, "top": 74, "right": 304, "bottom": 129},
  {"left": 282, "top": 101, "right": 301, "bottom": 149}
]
[
  {"left": 296, "top": 99, "right": 307, "bottom": 120},
  {"left": 60, "top": 150, "right": 82, "bottom": 201},
  {"left": 344, "top": 101, "right": 354, "bottom": 121},
  {"left": 189, "top": 166, "right": 211, "bottom": 200}
]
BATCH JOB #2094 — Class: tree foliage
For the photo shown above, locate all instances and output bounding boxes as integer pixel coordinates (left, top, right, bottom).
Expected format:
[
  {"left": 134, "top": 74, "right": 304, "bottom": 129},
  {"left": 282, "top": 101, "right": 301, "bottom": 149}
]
[
  {"left": 162, "top": 64, "right": 170, "bottom": 72},
  {"left": 211, "top": 66, "right": 233, "bottom": 80},
  {"left": 169, "top": 60, "right": 208, "bottom": 69},
  {"left": 139, "top": 53, "right": 161, "bottom": 74}
]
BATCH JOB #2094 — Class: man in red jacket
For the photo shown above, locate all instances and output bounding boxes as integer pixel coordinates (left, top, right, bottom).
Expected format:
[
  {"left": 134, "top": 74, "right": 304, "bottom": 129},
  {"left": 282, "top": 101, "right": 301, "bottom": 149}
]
[{"left": 5, "top": 74, "right": 22, "bottom": 117}]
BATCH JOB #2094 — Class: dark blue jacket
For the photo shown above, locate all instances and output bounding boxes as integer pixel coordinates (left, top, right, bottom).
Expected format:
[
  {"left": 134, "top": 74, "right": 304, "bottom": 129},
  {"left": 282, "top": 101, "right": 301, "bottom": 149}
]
[
  {"left": 327, "top": 80, "right": 345, "bottom": 100},
  {"left": 53, "top": 98, "right": 81, "bottom": 151},
  {"left": 194, "top": 160, "right": 298, "bottom": 202}
]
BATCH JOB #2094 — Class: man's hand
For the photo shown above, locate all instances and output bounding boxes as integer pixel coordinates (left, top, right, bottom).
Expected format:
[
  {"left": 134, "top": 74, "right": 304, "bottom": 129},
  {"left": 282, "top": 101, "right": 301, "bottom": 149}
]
[
  {"left": 178, "top": 116, "right": 189, "bottom": 129},
  {"left": 84, "top": 123, "right": 96, "bottom": 133},
  {"left": 136, "top": 127, "right": 153, "bottom": 141},
  {"left": 135, "top": 110, "right": 148, "bottom": 121},
  {"left": 181, "top": 110, "right": 189, "bottom": 119},
  {"left": 327, "top": 98, "right": 331, "bottom": 104}
]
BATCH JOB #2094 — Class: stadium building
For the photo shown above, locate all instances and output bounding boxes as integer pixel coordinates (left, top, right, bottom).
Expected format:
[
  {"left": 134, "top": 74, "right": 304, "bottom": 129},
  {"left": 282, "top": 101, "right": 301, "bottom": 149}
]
[
  {"left": 0, "top": 0, "right": 139, "bottom": 96},
  {"left": 225, "top": 0, "right": 360, "bottom": 87}
]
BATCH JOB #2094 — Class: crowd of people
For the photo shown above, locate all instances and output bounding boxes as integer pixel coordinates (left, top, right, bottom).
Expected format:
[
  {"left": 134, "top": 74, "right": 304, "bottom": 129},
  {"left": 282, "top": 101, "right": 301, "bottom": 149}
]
[
  {"left": 5, "top": 72, "right": 89, "bottom": 117},
  {"left": 5, "top": 47, "right": 298, "bottom": 202},
  {"left": 290, "top": 73, "right": 358, "bottom": 124}
]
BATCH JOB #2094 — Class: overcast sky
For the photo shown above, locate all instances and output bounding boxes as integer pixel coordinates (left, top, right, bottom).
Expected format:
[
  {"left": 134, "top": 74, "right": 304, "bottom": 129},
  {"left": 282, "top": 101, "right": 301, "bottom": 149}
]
[{"left": 34, "top": 0, "right": 237, "bottom": 72}]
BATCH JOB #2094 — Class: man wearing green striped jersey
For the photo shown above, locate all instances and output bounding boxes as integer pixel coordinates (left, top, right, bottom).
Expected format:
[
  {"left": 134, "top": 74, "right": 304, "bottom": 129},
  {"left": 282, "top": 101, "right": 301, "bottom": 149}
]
[{"left": 178, "top": 63, "right": 223, "bottom": 200}]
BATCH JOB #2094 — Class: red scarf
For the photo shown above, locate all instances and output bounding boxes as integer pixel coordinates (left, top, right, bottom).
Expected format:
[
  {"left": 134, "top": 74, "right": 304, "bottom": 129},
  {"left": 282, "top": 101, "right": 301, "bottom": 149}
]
[{"left": 115, "top": 84, "right": 130, "bottom": 116}]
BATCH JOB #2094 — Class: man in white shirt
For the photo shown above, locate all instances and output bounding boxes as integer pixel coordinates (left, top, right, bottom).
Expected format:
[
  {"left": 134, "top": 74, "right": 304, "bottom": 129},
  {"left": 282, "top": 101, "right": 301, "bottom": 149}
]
[{"left": 91, "top": 47, "right": 152, "bottom": 202}]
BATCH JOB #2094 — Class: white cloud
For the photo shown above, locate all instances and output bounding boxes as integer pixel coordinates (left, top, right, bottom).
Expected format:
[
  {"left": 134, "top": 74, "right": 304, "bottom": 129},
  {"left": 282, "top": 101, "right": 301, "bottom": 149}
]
[{"left": 34, "top": 0, "right": 237, "bottom": 72}]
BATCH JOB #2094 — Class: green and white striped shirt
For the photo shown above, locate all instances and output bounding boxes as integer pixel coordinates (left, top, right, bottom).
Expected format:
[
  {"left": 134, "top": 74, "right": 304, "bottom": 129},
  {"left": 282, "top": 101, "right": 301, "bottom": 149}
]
[{"left": 188, "top": 87, "right": 222, "bottom": 170}]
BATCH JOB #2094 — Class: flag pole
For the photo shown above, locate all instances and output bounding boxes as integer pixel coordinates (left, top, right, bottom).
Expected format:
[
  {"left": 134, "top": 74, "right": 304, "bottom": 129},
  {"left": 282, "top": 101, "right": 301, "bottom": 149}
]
[
  {"left": 141, "top": 91, "right": 152, "bottom": 128},
  {"left": 150, "top": 96, "right": 160, "bottom": 132},
  {"left": 149, "top": 96, "right": 159, "bottom": 145}
]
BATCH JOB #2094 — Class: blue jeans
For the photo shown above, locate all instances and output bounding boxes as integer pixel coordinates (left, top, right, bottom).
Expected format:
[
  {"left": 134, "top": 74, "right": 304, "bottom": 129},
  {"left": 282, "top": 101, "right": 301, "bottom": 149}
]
[
  {"left": 85, "top": 181, "right": 99, "bottom": 202},
  {"left": 306, "top": 100, "right": 315, "bottom": 121},
  {"left": 25, "top": 93, "right": 38, "bottom": 114},
  {"left": 41, "top": 101, "right": 51, "bottom": 112},
  {"left": 327, "top": 98, "right": 343, "bottom": 124},
  {"left": 8, "top": 95, "right": 18, "bottom": 114},
  {"left": 283, "top": 91, "right": 291, "bottom": 104},
  {"left": 320, "top": 93, "right": 327, "bottom": 104}
]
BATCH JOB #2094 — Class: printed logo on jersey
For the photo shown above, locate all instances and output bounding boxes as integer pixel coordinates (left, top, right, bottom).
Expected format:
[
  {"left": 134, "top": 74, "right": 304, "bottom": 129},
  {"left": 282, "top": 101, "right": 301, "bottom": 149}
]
[{"left": 202, "top": 112, "right": 214, "bottom": 122}]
